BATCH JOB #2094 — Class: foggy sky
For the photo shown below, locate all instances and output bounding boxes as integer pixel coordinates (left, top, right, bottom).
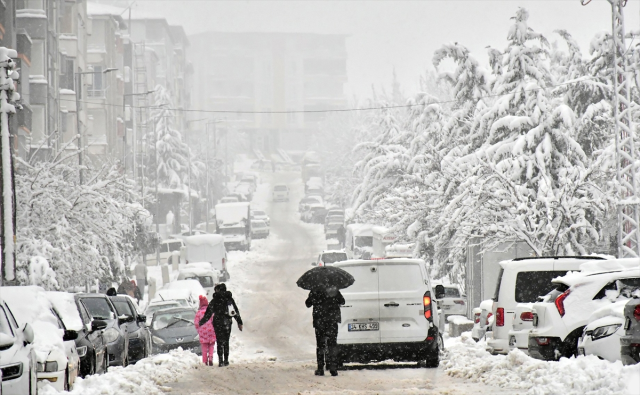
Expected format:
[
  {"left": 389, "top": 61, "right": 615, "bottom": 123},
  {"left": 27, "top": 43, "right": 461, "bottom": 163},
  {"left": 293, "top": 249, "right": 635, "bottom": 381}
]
[{"left": 127, "top": 0, "right": 640, "bottom": 102}]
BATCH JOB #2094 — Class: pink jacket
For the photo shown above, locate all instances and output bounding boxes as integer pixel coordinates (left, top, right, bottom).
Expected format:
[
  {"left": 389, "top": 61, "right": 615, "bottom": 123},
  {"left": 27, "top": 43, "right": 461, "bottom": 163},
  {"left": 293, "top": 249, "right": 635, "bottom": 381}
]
[{"left": 195, "top": 306, "right": 217, "bottom": 344}]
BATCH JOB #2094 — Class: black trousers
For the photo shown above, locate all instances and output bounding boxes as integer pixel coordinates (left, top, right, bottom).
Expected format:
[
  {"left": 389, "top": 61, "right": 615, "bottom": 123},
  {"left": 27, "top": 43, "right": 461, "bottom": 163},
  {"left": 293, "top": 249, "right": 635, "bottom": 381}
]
[
  {"left": 213, "top": 318, "right": 232, "bottom": 362},
  {"left": 315, "top": 322, "right": 338, "bottom": 370}
]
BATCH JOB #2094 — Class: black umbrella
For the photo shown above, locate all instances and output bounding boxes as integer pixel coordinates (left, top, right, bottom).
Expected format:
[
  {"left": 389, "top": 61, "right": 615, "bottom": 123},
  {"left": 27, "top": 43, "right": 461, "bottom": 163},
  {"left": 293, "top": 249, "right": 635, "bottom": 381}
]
[{"left": 296, "top": 266, "right": 355, "bottom": 291}]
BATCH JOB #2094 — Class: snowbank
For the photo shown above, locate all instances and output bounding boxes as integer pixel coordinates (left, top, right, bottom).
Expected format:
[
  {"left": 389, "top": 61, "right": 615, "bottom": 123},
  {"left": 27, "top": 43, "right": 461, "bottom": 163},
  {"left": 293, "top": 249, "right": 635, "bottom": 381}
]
[
  {"left": 443, "top": 333, "right": 640, "bottom": 395},
  {"left": 40, "top": 348, "right": 200, "bottom": 395}
]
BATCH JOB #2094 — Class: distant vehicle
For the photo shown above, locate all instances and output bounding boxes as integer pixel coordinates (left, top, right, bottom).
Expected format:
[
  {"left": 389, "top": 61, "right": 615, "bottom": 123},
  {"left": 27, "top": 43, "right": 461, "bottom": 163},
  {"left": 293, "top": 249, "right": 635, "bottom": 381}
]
[
  {"left": 529, "top": 258, "right": 639, "bottom": 361},
  {"left": 4, "top": 286, "right": 80, "bottom": 391},
  {"left": 220, "top": 196, "right": 240, "bottom": 204},
  {"left": 383, "top": 243, "right": 414, "bottom": 259},
  {"left": 146, "top": 238, "right": 185, "bottom": 266},
  {"left": 0, "top": 293, "right": 37, "bottom": 394},
  {"left": 299, "top": 196, "right": 322, "bottom": 212},
  {"left": 177, "top": 268, "right": 220, "bottom": 299},
  {"left": 345, "top": 224, "right": 374, "bottom": 259},
  {"left": 372, "top": 226, "right": 397, "bottom": 258},
  {"left": 306, "top": 177, "right": 324, "bottom": 190},
  {"left": 235, "top": 183, "right": 254, "bottom": 201},
  {"left": 471, "top": 299, "right": 494, "bottom": 342},
  {"left": 144, "top": 301, "right": 182, "bottom": 326},
  {"left": 333, "top": 259, "right": 445, "bottom": 367},
  {"left": 107, "top": 296, "right": 151, "bottom": 364},
  {"left": 154, "top": 289, "right": 195, "bottom": 311},
  {"left": 314, "top": 250, "right": 348, "bottom": 267},
  {"left": 324, "top": 222, "right": 343, "bottom": 239},
  {"left": 325, "top": 208, "right": 344, "bottom": 219},
  {"left": 302, "top": 205, "right": 327, "bottom": 224},
  {"left": 184, "top": 234, "right": 229, "bottom": 281},
  {"left": 150, "top": 307, "right": 200, "bottom": 354},
  {"left": 434, "top": 284, "right": 466, "bottom": 317},
  {"left": 250, "top": 210, "right": 270, "bottom": 226},
  {"left": 577, "top": 300, "right": 627, "bottom": 362},
  {"left": 160, "top": 280, "right": 207, "bottom": 310},
  {"left": 621, "top": 298, "right": 640, "bottom": 365},
  {"left": 46, "top": 291, "right": 108, "bottom": 378},
  {"left": 273, "top": 184, "right": 290, "bottom": 202},
  {"left": 76, "top": 294, "right": 129, "bottom": 367},
  {"left": 215, "top": 202, "right": 252, "bottom": 252},
  {"left": 507, "top": 303, "right": 535, "bottom": 354},
  {"left": 251, "top": 219, "right": 270, "bottom": 239},
  {"left": 306, "top": 187, "right": 323, "bottom": 198}
]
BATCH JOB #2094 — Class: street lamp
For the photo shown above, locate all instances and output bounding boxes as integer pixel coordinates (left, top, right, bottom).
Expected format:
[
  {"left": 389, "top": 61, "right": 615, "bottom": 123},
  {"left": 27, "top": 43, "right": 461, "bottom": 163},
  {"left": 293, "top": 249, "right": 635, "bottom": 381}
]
[
  {"left": 122, "top": 89, "right": 155, "bottom": 175},
  {"left": 75, "top": 67, "right": 118, "bottom": 184}
]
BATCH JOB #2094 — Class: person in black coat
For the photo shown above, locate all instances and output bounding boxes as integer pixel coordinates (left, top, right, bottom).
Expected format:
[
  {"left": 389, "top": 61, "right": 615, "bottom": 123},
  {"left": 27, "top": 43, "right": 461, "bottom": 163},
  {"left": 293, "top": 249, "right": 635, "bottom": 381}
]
[
  {"left": 305, "top": 285, "right": 345, "bottom": 376},
  {"left": 199, "top": 283, "right": 243, "bottom": 366}
]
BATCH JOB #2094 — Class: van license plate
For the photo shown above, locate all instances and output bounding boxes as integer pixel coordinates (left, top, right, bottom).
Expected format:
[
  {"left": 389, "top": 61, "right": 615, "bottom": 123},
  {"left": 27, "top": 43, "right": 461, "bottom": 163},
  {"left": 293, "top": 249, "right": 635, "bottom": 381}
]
[{"left": 348, "top": 322, "right": 379, "bottom": 331}]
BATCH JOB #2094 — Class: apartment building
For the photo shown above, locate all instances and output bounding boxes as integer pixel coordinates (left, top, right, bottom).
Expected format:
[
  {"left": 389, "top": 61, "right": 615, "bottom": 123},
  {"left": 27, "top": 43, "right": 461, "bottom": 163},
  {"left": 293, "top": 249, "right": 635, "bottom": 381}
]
[{"left": 188, "top": 31, "right": 348, "bottom": 153}]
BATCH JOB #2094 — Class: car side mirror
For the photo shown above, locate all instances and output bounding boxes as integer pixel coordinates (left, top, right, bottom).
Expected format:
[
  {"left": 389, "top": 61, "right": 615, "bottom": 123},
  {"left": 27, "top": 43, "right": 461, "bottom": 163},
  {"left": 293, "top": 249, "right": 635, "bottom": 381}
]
[
  {"left": 23, "top": 323, "right": 35, "bottom": 344},
  {"left": 0, "top": 333, "right": 15, "bottom": 350},
  {"left": 63, "top": 330, "right": 78, "bottom": 341},
  {"left": 137, "top": 315, "right": 146, "bottom": 323},
  {"left": 118, "top": 315, "right": 134, "bottom": 325},
  {"left": 434, "top": 285, "right": 445, "bottom": 300},
  {"left": 91, "top": 320, "right": 108, "bottom": 332}
]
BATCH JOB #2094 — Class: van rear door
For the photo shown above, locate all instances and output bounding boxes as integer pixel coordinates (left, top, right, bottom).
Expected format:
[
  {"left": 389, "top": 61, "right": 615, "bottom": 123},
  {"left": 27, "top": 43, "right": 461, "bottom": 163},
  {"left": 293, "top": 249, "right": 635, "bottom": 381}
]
[
  {"left": 378, "top": 261, "right": 429, "bottom": 343},
  {"left": 337, "top": 263, "right": 380, "bottom": 344}
]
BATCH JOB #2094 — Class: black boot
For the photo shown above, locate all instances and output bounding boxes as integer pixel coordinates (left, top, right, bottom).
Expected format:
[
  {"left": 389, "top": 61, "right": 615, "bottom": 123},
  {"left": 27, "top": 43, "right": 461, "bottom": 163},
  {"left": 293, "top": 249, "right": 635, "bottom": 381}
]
[
  {"left": 224, "top": 348, "right": 229, "bottom": 366},
  {"left": 218, "top": 352, "right": 224, "bottom": 367},
  {"left": 314, "top": 369, "right": 324, "bottom": 376},
  {"left": 330, "top": 370, "right": 338, "bottom": 376}
]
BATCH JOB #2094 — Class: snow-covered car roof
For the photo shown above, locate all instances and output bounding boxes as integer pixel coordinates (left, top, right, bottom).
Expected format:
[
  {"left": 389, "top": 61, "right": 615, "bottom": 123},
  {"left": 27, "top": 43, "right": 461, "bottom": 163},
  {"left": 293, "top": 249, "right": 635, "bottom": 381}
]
[
  {"left": 346, "top": 223, "right": 374, "bottom": 236},
  {"left": 178, "top": 267, "right": 220, "bottom": 277},
  {"left": 3, "top": 286, "right": 65, "bottom": 362},
  {"left": 46, "top": 291, "right": 84, "bottom": 331},
  {"left": 183, "top": 234, "right": 225, "bottom": 247},
  {"left": 553, "top": 258, "right": 640, "bottom": 287},
  {"left": 155, "top": 288, "right": 192, "bottom": 300},
  {"left": 164, "top": 280, "right": 207, "bottom": 295},
  {"left": 498, "top": 256, "right": 604, "bottom": 270}
]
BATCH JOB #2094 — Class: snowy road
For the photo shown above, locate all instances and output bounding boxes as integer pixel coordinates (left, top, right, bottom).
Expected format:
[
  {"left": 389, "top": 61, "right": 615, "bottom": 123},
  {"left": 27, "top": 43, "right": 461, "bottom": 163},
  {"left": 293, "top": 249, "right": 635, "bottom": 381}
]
[{"left": 167, "top": 172, "right": 522, "bottom": 395}]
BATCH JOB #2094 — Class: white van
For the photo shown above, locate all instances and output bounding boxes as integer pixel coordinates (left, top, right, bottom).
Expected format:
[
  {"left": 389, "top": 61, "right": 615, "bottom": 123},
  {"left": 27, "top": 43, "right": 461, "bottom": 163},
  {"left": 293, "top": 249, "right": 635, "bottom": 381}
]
[
  {"left": 333, "top": 259, "right": 444, "bottom": 367},
  {"left": 273, "top": 184, "right": 289, "bottom": 202},
  {"left": 183, "top": 234, "right": 229, "bottom": 281},
  {"left": 487, "top": 256, "right": 603, "bottom": 355},
  {"left": 146, "top": 238, "right": 185, "bottom": 266},
  {"left": 345, "top": 224, "right": 374, "bottom": 259}
]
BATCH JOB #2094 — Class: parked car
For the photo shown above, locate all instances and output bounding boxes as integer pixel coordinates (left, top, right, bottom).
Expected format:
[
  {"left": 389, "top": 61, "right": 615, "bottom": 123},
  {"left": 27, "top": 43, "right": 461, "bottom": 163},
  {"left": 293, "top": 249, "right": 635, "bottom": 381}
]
[
  {"left": 488, "top": 256, "right": 600, "bottom": 355},
  {"left": 621, "top": 298, "right": 640, "bottom": 365},
  {"left": 471, "top": 299, "right": 494, "bottom": 342},
  {"left": 507, "top": 303, "right": 535, "bottom": 354},
  {"left": 333, "top": 259, "right": 445, "bottom": 367},
  {"left": 177, "top": 268, "right": 220, "bottom": 299},
  {"left": 299, "top": 197, "right": 322, "bottom": 212},
  {"left": 529, "top": 258, "right": 640, "bottom": 361},
  {"left": 76, "top": 294, "right": 129, "bottom": 367},
  {"left": 314, "top": 250, "right": 348, "bottom": 267},
  {"left": 150, "top": 307, "right": 200, "bottom": 354},
  {"left": 153, "top": 289, "right": 194, "bottom": 310},
  {"left": 107, "top": 296, "right": 151, "bottom": 364},
  {"left": 160, "top": 280, "right": 207, "bottom": 309},
  {"left": 302, "top": 205, "right": 327, "bottom": 223},
  {"left": 0, "top": 294, "right": 37, "bottom": 394},
  {"left": 3, "top": 286, "right": 80, "bottom": 391},
  {"left": 273, "top": 184, "right": 290, "bottom": 201},
  {"left": 144, "top": 301, "right": 182, "bottom": 326},
  {"left": 436, "top": 284, "right": 467, "bottom": 317},
  {"left": 251, "top": 219, "right": 270, "bottom": 239},
  {"left": 46, "top": 291, "right": 108, "bottom": 378},
  {"left": 250, "top": 210, "right": 270, "bottom": 226},
  {"left": 577, "top": 300, "right": 627, "bottom": 362},
  {"left": 324, "top": 222, "right": 343, "bottom": 239}
]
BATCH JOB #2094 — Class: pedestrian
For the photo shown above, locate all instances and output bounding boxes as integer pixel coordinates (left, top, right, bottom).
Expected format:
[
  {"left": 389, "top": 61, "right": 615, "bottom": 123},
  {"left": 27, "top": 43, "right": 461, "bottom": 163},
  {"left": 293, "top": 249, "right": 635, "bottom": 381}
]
[
  {"left": 199, "top": 283, "right": 243, "bottom": 366},
  {"left": 195, "top": 295, "right": 217, "bottom": 366},
  {"left": 336, "top": 225, "right": 346, "bottom": 249},
  {"left": 134, "top": 260, "right": 148, "bottom": 298},
  {"left": 132, "top": 280, "right": 142, "bottom": 303},
  {"left": 305, "top": 285, "right": 345, "bottom": 377},
  {"left": 106, "top": 287, "right": 117, "bottom": 296}
]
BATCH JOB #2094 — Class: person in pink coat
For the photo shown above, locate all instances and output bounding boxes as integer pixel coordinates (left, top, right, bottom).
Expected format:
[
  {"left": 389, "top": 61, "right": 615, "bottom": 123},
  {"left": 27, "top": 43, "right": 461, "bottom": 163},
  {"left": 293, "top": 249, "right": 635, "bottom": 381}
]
[{"left": 195, "top": 295, "right": 217, "bottom": 365}]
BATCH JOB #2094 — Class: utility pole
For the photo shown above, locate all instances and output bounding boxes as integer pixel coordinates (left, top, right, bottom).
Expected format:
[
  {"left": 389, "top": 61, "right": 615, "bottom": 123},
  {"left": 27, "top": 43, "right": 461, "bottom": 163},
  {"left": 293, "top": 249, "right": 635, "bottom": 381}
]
[
  {"left": 0, "top": 47, "right": 19, "bottom": 285},
  {"left": 582, "top": 0, "right": 640, "bottom": 258}
]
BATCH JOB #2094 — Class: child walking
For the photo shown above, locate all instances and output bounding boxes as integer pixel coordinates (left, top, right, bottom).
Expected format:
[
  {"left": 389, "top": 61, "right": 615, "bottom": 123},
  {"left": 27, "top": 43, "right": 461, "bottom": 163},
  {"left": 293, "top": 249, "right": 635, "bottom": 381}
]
[{"left": 195, "top": 295, "right": 217, "bottom": 366}]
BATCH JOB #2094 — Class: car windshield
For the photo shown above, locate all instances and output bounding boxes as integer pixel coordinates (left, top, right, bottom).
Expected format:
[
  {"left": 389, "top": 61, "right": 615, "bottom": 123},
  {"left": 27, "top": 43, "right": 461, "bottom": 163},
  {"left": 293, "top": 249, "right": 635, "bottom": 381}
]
[
  {"left": 355, "top": 236, "right": 373, "bottom": 247},
  {"left": 444, "top": 287, "right": 460, "bottom": 297},
  {"left": 185, "top": 275, "right": 214, "bottom": 288},
  {"left": 254, "top": 211, "right": 266, "bottom": 216},
  {"left": 153, "top": 310, "right": 196, "bottom": 330},
  {"left": 81, "top": 298, "right": 115, "bottom": 320},
  {"left": 327, "top": 223, "right": 341, "bottom": 230},
  {"left": 160, "top": 242, "right": 183, "bottom": 253},
  {"left": 274, "top": 186, "right": 287, "bottom": 191},
  {"left": 252, "top": 221, "right": 266, "bottom": 228},
  {"left": 112, "top": 300, "right": 134, "bottom": 317},
  {"left": 220, "top": 227, "right": 244, "bottom": 235},
  {"left": 321, "top": 253, "right": 348, "bottom": 264},
  {"left": 514, "top": 271, "right": 568, "bottom": 303}
]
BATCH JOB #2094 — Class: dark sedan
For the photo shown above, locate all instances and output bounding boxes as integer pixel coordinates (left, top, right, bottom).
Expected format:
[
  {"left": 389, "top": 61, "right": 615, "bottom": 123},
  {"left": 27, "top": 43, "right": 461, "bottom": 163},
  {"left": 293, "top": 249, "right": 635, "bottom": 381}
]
[
  {"left": 108, "top": 295, "right": 152, "bottom": 363},
  {"left": 621, "top": 298, "right": 640, "bottom": 365},
  {"left": 76, "top": 294, "right": 130, "bottom": 367},
  {"left": 150, "top": 307, "right": 200, "bottom": 354},
  {"left": 73, "top": 297, "right": 109, "bottom": 376}
]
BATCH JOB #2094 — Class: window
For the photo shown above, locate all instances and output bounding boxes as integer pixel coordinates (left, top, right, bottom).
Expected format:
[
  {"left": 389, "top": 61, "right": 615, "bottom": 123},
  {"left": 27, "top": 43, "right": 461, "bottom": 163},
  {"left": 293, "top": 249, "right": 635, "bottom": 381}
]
[
  {"left": 78, "top": 302, "right": 91, "bottom": 325},
  {"left": 88, "top": 65, "right": 104, "bottom": 97},
  {"left": 320, "top": 253, "right": 347, "bottom": 264},
  {"left": 355, "top": 236, "right": 373, "bottom": 248},
  {"left": 60, "top": 2, "right": 74, "bottom": 34},
  {"left": 493, "top": 268, "right": 504, "bottom": 301},
  {"left": 160, "top": 241, "right": 183, "bottom": 253},
  {"left": 31, "top": 105, "right": 45, "bottom": 141},
  {"left": 444, "top": 287, "right": 461, "bottom": 298},
  {"left": 514, "top": 271, "right": 568, "bottom": 303},
  {"left": 81, "top": 298, "right": 115, "bottom": 320},
  {"left": 30, "top": 41, "right": 44, "bottom": 76},
  {"left": 112, "top": 300, "right": 134, "bottom": 317},
  {"left": 197, "top": 276, "right": 214, "bottom": 288},
  {"left": 0, "top": 306, "right": 14, "bottom": 337}
]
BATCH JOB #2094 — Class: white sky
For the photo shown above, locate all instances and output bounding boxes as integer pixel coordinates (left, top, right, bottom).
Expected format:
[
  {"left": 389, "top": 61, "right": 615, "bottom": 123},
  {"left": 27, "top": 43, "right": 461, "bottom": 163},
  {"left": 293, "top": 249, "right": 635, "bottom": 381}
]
[{"left": 125, "top": 0, "right": 640, "bottom": 101}]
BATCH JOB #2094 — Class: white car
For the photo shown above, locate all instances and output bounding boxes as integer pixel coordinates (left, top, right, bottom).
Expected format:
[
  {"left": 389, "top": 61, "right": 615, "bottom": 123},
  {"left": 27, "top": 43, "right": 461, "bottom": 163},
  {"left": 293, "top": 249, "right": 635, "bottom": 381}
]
[
  {"left": 161, "top": 280, "right": 207, "bottom": 309},
  {"left": 529, "top": 258, "right": 640, "bottom": 361},
  {"left": 471, "top": 299, "right": 494, "bottom": 342},
  {"left": 273, "top": 184, "right": 289, "bottom": 202},
  {"left": 251, "top": 220, "right": 270, "bottom": 239},
  {"left": 153, "top": 289, "right": 194, "bottom": 310},
  {"left": 144, "top": 301, "right": 182, "bottom": 326},
  {"left": 436, "top": 284, "right": 467, "bottom": 317},
  {"left": 251, "top": 210, "right": 270, "bottom": 226},
  {"left": 177, "top": 268, "right": 220, "bottom": 299},
  {"left": 577, "top": 301, "right": 627, "bottom": 362},
  {"left": 314, "top": 250, "right": 348, "bottom": 267},
  {"left": 0, "top": 295, "right": 37, "bottom": 394},
  {"left": 507, "top": 303, "right": 534, "bottom": 354},
  {"left": 488, "top": 256, "right": 598, "bottom": 355},
  {"left": 146, "top": 239, "right": 185, "bottom": 266},
  {"left": 4, "top": 286, "right": 80, "bottom": 391},
  {"left": 333, "top": 259, "right": 444, "bottom": 367}
]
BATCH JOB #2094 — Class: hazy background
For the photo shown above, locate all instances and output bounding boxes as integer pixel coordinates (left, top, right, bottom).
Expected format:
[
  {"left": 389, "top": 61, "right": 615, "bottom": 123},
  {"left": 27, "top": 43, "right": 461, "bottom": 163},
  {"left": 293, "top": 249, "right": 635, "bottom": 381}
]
[{"left": 126, "top": 0, "right": 640, "bottom": 100}]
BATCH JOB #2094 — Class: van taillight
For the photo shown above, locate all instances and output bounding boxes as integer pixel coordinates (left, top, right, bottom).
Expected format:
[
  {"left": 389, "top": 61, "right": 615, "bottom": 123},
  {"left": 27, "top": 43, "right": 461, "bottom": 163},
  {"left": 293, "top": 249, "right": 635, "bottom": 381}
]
[
  {"left": 555, "top": 289, "right": 570, "bottom": 317},
  {"left": 474, "top": 313, "right": 480, "bottom": 324},
  {"left": 634, "top": 305, "right": 640, "bottom": 321},
  {"left": 496, "top": 308, "right": 504, "bottom": 327},
  {"left": 423, "top": 292, "right": 432, "bottom": 320},
  {"left": 520, "top": 312, "right": 534, "bottom": 321},
  {"left": 486, "top": 312, "right": 493, "bottom": 326}
]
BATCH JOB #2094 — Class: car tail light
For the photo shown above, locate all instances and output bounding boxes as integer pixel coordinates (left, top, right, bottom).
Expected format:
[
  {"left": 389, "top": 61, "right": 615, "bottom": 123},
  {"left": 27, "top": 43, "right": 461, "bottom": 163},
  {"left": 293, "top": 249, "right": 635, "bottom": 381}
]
[
  {"left": 535, "top": 337, "right": 550, "bottom": 346},
  {"left": 423, "top": 292, "right": 432, "bottom": 320},
  {"left": 474, "top": 313, "right": 480, "bottom": 324},
  {"left": 454, "top": 300, "right": 465, "bottom": 305},
  {"left": 496, "top": 308, "right": 504, "bottom": 327},
  {"left": 520, "top": 311, "right": 534, "bottom": 321},
  {"left": 486, "top": 312, "right": 493, "bottom": 326},
  {"left": 555, "top": 289, "right": 571, "bottom": 317},
  {"left": 634, "top": 305, "right": 640, "bottom": 321}
]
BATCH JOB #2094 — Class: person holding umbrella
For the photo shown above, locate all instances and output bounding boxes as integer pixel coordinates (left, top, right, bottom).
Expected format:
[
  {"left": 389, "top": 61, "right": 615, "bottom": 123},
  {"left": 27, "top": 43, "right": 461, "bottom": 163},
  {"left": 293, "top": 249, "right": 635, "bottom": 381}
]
[{"left": 297, "top": 265, "right": 354, "bottom": 377}]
